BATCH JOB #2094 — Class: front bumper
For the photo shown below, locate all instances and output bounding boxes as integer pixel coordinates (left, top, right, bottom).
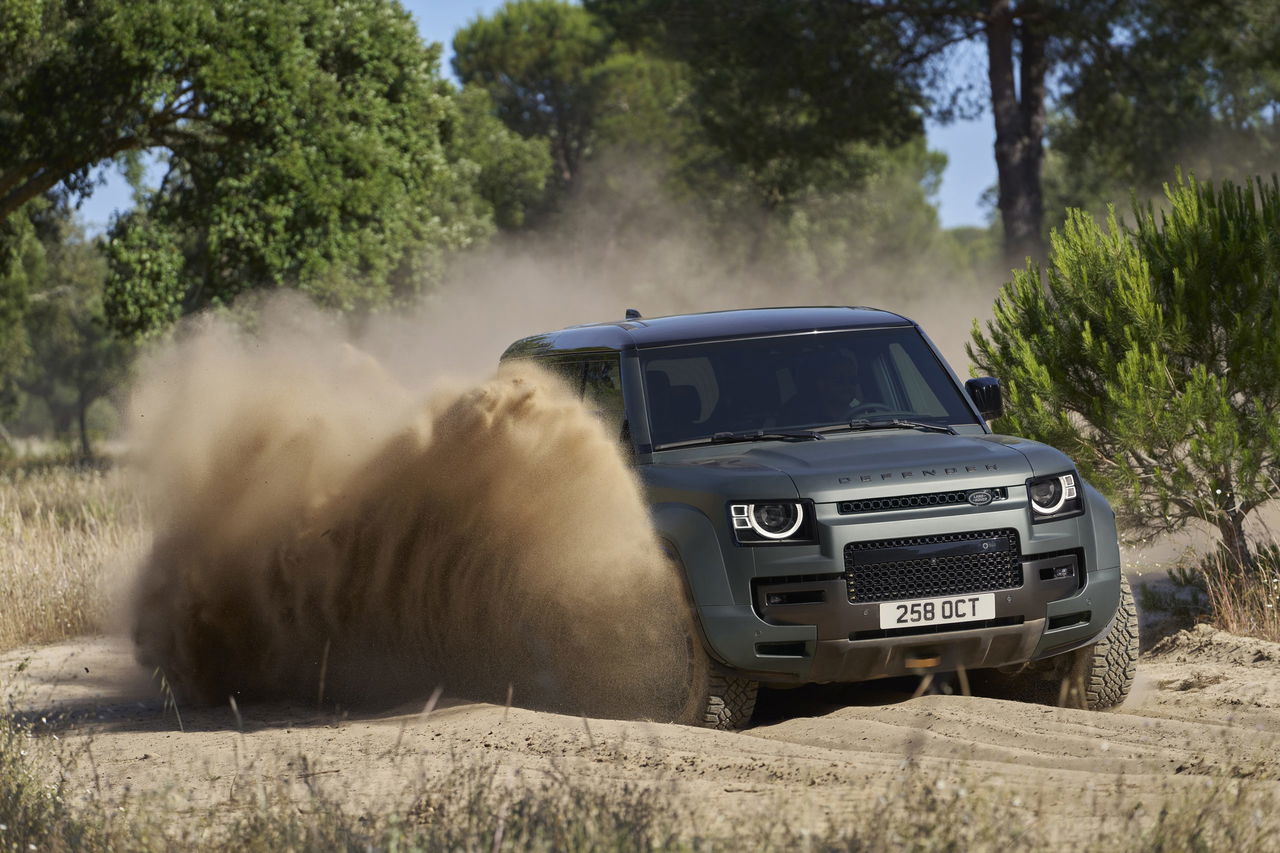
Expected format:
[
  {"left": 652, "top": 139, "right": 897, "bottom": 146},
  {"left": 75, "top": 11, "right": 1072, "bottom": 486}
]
[
  {"left": 699, "top": 565, "right": 1120, "bottom": 683},
  {"left": 688, "top": 496, "right": 1123, "bottom": 684}
]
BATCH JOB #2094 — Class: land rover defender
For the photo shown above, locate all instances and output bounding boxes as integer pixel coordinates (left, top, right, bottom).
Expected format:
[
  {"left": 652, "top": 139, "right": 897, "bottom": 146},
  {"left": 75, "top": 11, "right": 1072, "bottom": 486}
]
[{"left": 501, "top": 307, "right": 1138, "bottom": 728}]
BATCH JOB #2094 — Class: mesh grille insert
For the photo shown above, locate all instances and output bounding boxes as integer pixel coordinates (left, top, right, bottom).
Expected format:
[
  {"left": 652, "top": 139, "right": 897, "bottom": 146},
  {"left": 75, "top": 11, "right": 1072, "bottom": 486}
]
[
  {"left": 838, "top": 488, "right": 1008, "bottom": 514},
  {"left": 844, "top": 528, "right": 1022, "bottom": 603}
]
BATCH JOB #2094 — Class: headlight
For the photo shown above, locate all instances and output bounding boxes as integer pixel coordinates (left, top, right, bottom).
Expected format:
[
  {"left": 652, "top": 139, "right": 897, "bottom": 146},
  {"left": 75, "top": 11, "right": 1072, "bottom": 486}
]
[
  {"left": 729, "top": 501, "right": 814, "bottom": 544},
  {"left": 1027, "top": 472, "right": 1083, "bottom": 522}
]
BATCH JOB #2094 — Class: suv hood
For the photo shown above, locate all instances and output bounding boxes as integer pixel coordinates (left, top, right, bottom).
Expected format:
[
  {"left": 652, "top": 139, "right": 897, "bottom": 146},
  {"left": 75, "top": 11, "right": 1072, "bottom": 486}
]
[{"left": 648, "top": 431, "right": 1071, "bottom": 502}]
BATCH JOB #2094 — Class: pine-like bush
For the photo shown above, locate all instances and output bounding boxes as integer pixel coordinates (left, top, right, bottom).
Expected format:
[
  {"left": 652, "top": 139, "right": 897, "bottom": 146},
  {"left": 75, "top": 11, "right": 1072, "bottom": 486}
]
[{"left": 970, "top": 174, "right": 1280, "bottom": 573}]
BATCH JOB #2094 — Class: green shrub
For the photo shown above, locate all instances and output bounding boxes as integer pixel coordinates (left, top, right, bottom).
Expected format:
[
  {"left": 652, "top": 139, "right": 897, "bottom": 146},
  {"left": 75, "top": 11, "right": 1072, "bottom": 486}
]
[{"left": 971, "top": 173, "right": 1280, "bottom": 578}]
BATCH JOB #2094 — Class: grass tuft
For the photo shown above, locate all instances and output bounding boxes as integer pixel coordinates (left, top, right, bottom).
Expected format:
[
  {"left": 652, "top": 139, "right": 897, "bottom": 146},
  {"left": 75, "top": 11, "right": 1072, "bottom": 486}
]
[{"left": 0, "top": 715, "right": 110, "bottom": 851}]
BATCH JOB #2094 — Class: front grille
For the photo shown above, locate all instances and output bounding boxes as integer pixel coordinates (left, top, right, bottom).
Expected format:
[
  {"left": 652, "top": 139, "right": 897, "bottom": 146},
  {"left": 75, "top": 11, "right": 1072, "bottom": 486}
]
[
  {"left": 837, "top": 488, "right": 1008, "bottom": 514},
  {"left": 844, "top": 528, "right": 1022, "bottom": 603}
]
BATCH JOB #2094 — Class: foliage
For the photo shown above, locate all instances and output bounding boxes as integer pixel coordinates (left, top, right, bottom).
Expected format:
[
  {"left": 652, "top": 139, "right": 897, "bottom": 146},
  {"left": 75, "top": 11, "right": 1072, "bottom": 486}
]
[
  {"left": 3, "top": 703, "right": 1280, "bottom": 851},
  {"left": 451, "top": 0, "right": 1278, "bottom": 271},
  {"left": 2, "top": 0, "right": 496, "bottom": 339},
  {"left": 773, "top": 139, "right": 949, "bottom": 276},
  {"left": 1048, "top": 0, "right": 1280, "bottom": 223},
  {"left": 1141, "top": 542, "right": 1280, "bottom": 644},
  {"left": 449, "top": 85, "right": 553, "bottom": 230},
  {"left": 100, "top": 211, "right": 185, "bottom": 340},
  {"left": 0, "top": 717, "right": 104, "bottom": 851},
  {"left": 454, "top": 0, "right": 964, "bottom": 292},
  {"left": 586, "top": 0, "right": 929, "bottom": 209},
  {"left": 591, "top": 52, "right": 700, "bottom": 164},
  {"left": 0, "top": 214, "right": 38, "bottom": 424},
  {"left": 970, "top": 174, "right": 1280, "bottom": 570},
  {"left": 19, "top": 206, "right": 131, "bottom": 457},
  {"left": 1194, "top": 545, "right": 1280, "bottom": 642},
  {"left": 453, "top": 0, "right": 615, "bottom": 193}
]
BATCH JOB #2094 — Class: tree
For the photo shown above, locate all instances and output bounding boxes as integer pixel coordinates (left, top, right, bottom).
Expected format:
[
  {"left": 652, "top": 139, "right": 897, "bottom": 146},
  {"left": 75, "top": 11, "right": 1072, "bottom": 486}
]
[
  {"left": 586, "top": 0, "right": 930, "bottom": 212},
  {"left": 20, "top": 206, "right": 131, "bottom": 458},
  {"left": 2, "top": 0, "right": 495, "bottom": 338},
  {"left": 969, "top": 175, "right": 1280, "bottom": 571},
  {"left": 765, "top": 139, "right": 954, "bottom": 286},
  {"left": 589, "top": 0, "right": 1128, "bottom": 263},
  {"left": 1046, "top": 0, "right": 1280, "bottom": 222},
  {"left": 451, "top": 0, "right": 968, "bottom": 294},
  {"left": 2, "top": 0, "right": 223, "bottom": 221},
  {"left": 453, "top": 0, "right": 615, "bottom": 193}
]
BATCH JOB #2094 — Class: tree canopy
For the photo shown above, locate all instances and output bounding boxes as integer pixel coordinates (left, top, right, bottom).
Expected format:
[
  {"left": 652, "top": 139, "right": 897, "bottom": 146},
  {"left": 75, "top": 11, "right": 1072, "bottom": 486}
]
[
  {"left": 0, "top": 214, "right": 36, "bottom": 424},
  {"left": 449, "top": 85, "right": 553, "bottom": 230},
  {"left": 453, "top": 0, "right": 614, "bottom": 193},
  {"left": 586, "top": 0, "right": 930, "bottom": 210},
  {"left": 1, "top": 0, "right": 549, "bottom": 339},
  {"left": 9, "top": 0, "right": 1277, "bottom": 462},
  {"left": 588, "top": 0, "right": 1139, "bottom": 263},
  {"left": 1046, "top": 0, "right": 1280, "bottom": 221}
]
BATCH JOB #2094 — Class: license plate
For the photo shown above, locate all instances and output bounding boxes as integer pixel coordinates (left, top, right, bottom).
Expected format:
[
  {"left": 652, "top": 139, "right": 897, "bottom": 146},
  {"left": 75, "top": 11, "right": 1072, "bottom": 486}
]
[{"left": 879, "top": 592, "right": 996, "bottom": 629}]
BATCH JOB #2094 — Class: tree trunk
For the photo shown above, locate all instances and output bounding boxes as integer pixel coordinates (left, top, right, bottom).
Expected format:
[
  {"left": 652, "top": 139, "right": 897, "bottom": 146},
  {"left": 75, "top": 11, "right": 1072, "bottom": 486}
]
[
  {"left": 51, "top": 404, "right": 75, "bottom": 444},
  {"left": 77, "top": 388, "right": 93, "bottom": 461},
  {"left": 1216, "top": 508, "right": 1253, "bottom": 574},
  {"left": 986, "top": 1, "right": 1048, "bottom": 264}
]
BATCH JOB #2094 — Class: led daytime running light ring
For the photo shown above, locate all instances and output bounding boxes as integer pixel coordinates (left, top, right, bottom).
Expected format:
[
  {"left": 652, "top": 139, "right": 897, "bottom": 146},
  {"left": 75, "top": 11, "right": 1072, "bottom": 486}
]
[
  {"left": 1030, "top": 475, "right": 1070, "bottom": 515},
  {"left": 748, "top": 503, "right": 804, "bottom": 539}
]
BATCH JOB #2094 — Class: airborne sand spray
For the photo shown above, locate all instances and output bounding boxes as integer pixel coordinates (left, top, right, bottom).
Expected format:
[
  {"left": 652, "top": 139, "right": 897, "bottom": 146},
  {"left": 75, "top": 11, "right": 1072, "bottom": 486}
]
[
  {"left": 123, "top": 161, "right": 1009, "bottom": 718},
  {"left": 128, "top": 306, "right": 699, "bottom": 720}
]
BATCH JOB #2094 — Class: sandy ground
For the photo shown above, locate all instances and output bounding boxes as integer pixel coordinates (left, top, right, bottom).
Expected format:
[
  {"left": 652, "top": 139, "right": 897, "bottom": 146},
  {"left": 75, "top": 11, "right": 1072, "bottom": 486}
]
[{"left": 3, "top": 566, "right": 1280, "bottom": 844}]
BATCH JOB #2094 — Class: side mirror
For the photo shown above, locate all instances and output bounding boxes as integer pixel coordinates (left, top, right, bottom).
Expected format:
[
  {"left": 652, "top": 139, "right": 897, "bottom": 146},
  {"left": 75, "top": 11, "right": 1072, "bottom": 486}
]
[{"left": 965, "top": 377, "right": 1003, "bottom": 421}]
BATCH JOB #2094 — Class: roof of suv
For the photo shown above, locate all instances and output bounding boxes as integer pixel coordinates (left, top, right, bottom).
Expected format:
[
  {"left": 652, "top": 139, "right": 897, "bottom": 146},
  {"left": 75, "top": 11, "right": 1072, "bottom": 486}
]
[{"left": 502, "top": 306, "right": 914, "bottom": 357}]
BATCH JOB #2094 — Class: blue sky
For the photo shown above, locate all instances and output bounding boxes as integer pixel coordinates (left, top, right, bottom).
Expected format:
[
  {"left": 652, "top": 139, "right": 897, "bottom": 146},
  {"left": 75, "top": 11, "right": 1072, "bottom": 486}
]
[{"left": 76, "top": 0, "right": 996, "bottom": 233}]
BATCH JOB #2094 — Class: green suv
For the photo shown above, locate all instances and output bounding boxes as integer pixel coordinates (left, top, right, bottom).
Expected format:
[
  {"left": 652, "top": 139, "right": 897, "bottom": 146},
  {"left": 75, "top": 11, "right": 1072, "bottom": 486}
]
[{"left": 502, "top": 307, "right": 1138, "bottom": 728}]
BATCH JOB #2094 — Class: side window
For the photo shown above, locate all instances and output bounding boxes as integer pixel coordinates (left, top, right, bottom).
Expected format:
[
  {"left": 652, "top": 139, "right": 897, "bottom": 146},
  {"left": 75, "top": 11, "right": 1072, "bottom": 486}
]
[
  {"left": 582, "top": 355, "right": 625, "bottom": 436},
  {"left": 535, "top": 358, "right": 587, "bottom": 395}
]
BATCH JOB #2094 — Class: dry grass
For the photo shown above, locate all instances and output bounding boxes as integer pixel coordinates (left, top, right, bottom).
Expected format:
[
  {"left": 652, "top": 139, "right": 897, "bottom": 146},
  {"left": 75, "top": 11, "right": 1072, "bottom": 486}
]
[
  {"left": 1200, "top": 563, "right": 1280, "bottom": 644},
  {"left": 0, "top": 465, "right": 146, "bottom": 651},
  {"left": 1, "top": 712, "right": 1278, "bottom": 852},
  {"left": 1153, "top": 547, "right": 1280, "bottom": 644}
]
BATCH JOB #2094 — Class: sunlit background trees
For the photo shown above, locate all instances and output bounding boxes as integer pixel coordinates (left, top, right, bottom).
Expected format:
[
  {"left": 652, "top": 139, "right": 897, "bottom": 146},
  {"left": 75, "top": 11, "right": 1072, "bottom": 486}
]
[{"left": 1, "top": 0, "right": 1278, "bottom": 468}]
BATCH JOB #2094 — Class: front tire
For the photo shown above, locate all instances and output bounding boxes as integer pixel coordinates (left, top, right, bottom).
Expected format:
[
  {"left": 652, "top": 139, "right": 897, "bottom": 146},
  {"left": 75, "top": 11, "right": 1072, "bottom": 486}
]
[
  {"left": 977, "top": 575, "right": 1139, "bottom": 709},
  {"left": 664, "top": 554, "right": 759, "bottom": 729},
  {"left": 672, "top": 610, "right": 757, "bottom": 728},
  {"left": 694, "top": 664, "right": 759, "bottom": 729},
  {"left": 1068, "top": 574, "right": 1139, "bottom": 709}
]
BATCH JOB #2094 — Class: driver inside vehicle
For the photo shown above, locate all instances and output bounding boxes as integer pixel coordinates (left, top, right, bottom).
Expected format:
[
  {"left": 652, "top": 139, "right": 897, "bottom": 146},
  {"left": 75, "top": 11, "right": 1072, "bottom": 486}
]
[{"left": 781, "top": 353, "right": 868, "bottom": 426}]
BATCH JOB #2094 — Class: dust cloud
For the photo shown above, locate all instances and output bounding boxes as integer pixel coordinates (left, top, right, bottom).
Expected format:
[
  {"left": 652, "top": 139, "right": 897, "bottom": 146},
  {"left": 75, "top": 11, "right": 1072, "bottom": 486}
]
[
  {"left": 126, "top": 163, "right": 1002, "bottom": 718},
  {"left": 363, "top": 218, "right": 1001, "bottom": 388},
  {"left": 128, "top": 301, "right": 699, "bottom": 720}
]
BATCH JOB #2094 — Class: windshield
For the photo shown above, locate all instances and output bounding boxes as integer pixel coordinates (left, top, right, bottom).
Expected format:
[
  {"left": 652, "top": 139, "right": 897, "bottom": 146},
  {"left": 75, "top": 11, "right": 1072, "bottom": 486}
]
[{"left": 640, "top": 328, "right": 979, "bottom": 448}]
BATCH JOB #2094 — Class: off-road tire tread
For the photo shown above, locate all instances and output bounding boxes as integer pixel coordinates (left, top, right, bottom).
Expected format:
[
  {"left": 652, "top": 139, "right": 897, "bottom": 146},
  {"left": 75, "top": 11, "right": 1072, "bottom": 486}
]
[
  {"left": 974, "top": 574, "right": 1139, "bottom": 708},
  {"left": 702, "top": 669, "right": 758, "bottom": 730},
  {"left": 1078, "top": 575, "right": 1139, "bottom": 709}
]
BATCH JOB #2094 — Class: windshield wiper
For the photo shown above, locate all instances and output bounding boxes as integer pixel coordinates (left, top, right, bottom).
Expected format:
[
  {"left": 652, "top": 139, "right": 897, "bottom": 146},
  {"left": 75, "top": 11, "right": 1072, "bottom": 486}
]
[
  {"left": 843, "top": 418, "right": 957, "bottom": 435},
  {"left": 711, "top": 429, "right": 826, "bottom": 444},
  {"left": 653, "top": 429, "right": 825, "bottom": 450}
]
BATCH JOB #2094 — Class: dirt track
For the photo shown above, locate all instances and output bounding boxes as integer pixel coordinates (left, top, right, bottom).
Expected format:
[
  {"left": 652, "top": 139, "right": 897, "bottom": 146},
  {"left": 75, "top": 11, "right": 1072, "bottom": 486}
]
[{"left": 3, "top": 595, "right": 1279, "bottom": 843}]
